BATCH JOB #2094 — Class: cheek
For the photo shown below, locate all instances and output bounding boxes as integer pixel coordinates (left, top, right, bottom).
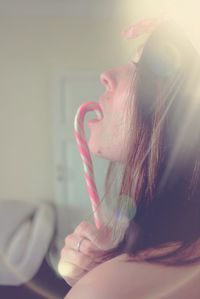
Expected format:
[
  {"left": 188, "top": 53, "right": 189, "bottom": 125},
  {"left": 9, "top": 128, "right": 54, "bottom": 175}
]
[
  {"left": 112, "top": 103, "right": 129, "bottom": 133},
  {"left": 88, "top": 123, "right": 128, "bottom": 162},
  {"left": 88, "top": 121, "right": 105, "bottom": 153},
  {"left": 88, "top": 97, "right": 130, "bottom": 161}
]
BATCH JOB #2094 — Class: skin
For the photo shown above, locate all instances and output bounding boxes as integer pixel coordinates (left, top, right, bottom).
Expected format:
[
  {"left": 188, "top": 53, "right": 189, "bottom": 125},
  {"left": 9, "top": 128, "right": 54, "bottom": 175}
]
[
  {"left": 65, "top": 251, "right": 200, "bottom": 299},
  {"left": 88, "top": 62, "right": 136, "bottom": 162},
  {"left": 88, "top": 46, "right": 144, "bottom": 162},
  {"left": 58, "top": 221, "right": 113, "bottom": 287}
]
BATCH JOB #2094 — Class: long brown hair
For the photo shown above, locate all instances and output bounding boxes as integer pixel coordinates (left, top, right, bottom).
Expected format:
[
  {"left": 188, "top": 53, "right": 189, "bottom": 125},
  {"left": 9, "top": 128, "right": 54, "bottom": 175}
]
[{"left": 92, "top": 21, "right": 200, "bottom": 266}]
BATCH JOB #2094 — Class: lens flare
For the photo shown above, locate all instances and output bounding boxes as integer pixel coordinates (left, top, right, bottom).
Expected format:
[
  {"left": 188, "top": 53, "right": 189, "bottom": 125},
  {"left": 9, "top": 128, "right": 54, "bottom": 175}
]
[
  {"left": 168, "top": 0, "right": 200, "bottom": 53},
  {"left": 58, "top": 261, "right": 75, "bottom": 277},
  {"left": 115, "top": 195, "right": 137, "bottom": 222}
]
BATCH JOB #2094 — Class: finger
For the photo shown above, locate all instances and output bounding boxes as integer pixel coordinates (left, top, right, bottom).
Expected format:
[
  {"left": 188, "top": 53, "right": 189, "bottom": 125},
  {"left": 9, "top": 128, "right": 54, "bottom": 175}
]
[
  {"left": 63, "top": 276, "right": 78, "bottom": 288},
  {"left": 74, "top": 221, "right": 97, "bottom": 239},
  {"left": 74, "top": 221, "right": 112, "bottom": 249},
  {"left": 60, "top": 248, "right": 100, "bottom": 271},
  {"left": 58, "top": 259, "right": 87, "bottom": 280},
  {"left": 64, "top": 233, "right": 104, "bottom": 258}
]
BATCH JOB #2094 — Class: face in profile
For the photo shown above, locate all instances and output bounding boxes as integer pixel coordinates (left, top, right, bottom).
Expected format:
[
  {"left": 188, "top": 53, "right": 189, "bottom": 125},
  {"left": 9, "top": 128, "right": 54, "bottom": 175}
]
[{"left": 88, "top": 47, "right": 143, "bottom": 162}]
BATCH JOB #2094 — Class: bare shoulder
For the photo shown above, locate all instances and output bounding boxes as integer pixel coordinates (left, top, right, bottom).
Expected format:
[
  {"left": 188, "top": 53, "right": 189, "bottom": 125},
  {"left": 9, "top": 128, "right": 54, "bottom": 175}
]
[
  {"left": 64, "top": 254, "right": 132, "bottom": 299},
  {"left": 64, "top": 253, "right": 198, "bottom": 299},
  {"left": 65, "top": 254, "right": 153, "bottom": 299}
]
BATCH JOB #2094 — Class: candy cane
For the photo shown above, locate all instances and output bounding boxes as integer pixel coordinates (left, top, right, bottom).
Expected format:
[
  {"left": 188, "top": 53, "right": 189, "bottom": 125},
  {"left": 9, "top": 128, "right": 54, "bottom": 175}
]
[{"left": 74, "top": 101, "right": 103, "bottom": 229}]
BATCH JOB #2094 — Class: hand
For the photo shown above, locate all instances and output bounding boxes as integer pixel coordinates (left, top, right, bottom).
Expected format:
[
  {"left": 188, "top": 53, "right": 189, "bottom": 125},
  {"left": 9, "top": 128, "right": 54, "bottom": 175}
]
[{"left": 58, "top": 221, "right": 113, "bottom": 287}]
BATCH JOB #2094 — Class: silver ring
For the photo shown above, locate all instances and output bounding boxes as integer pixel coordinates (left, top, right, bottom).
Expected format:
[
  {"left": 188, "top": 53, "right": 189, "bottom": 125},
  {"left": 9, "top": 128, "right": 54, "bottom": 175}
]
[{"left": 76, "top": 237, "right": 85, "bottom": 252}]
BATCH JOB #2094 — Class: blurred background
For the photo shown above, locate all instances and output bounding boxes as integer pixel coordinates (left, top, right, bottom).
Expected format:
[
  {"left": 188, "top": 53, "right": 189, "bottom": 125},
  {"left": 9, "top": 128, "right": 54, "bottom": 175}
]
[{"left": 0, "top": 0, "right": 199, "bottom": 298}]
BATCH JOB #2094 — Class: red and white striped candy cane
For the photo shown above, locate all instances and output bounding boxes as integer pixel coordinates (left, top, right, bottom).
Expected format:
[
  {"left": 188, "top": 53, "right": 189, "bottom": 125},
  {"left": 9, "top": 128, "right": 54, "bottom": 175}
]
[{"left": 74, "top": 101, "right": 103, "bottom": 229}]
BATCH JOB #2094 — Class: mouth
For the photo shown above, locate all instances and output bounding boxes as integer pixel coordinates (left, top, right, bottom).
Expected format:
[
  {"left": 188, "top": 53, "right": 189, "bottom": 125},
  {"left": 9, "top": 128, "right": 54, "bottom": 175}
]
[
  {"left": 88, "top": 119, "right": 101, "bottom": 125},
  {"left": 98, "top": 98, "right": 105, "bottom": 117},
  {"left": 88, "top": 101, "right": 104, "bottom": 126},
  {"left": 97, "top": 103, "right": 104, "bottom": 120}
]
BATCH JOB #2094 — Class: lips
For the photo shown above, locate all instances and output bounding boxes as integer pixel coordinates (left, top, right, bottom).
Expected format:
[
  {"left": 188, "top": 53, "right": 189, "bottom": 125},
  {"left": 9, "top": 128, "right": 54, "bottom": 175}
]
[
  {"left": 92, "top": 100, "right": 104, "bottom": 121},
  {"left": 98, "top": 98, "right": 105, "bottom": 117},
  {"left": 88, "top": 119, "right": 101, "bottom": 125},
  {"left": 88, "top": 101, "right": 104, "bottom": 126}
]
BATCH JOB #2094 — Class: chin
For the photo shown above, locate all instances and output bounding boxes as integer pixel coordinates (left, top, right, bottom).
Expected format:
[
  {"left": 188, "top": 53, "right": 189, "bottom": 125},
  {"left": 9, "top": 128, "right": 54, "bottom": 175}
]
[
  {"left": 88, "top": 141, "right": 102, "bottom": 157},
  {"left": 88, "top": 138, "right": 124, "bottom": 162}
]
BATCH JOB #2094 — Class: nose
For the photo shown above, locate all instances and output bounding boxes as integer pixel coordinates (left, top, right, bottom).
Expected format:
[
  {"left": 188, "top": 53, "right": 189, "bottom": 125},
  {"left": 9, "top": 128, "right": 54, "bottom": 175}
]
[{"left": 100, "top": 70, "right": 115, "bottom": 91}]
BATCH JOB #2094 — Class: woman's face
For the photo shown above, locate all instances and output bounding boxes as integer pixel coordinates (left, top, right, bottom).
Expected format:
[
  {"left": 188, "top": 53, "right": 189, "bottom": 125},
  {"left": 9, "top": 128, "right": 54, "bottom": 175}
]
[{"left": 88, "top": 61, "right": 137, "bottom": 162}]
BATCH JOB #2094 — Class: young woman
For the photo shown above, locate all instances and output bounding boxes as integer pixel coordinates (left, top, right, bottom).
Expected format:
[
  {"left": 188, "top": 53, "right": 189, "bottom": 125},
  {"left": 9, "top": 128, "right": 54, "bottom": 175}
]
[{"left": 60, "top": 19, "right": 200, "bottom": 298}]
